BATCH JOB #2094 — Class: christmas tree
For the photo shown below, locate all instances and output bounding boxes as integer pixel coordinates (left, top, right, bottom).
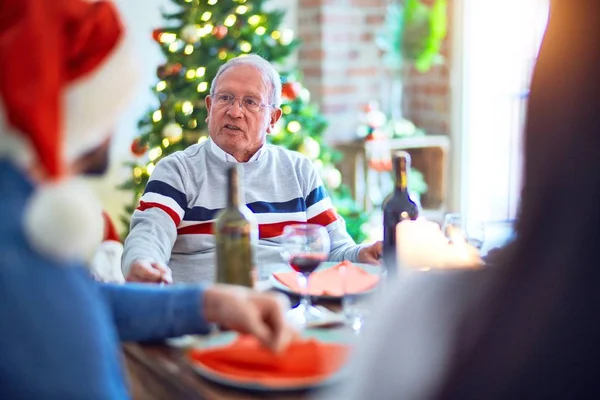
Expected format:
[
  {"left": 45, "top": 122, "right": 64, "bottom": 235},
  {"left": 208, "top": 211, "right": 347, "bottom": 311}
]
[{"left": 120, "top": 0, "right": 369, "bottom": 242}]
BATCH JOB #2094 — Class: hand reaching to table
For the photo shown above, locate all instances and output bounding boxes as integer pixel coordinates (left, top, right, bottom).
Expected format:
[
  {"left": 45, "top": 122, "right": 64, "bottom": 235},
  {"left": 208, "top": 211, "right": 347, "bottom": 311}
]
[
  {"left": 357, "top": 241, "right": 383, "bottom": 265},
  {"left": 126, "top": 259, "right": 173, "bottom": 284},
  {"left": 202, "top": 285, "right": 298, "bottom": 353}
]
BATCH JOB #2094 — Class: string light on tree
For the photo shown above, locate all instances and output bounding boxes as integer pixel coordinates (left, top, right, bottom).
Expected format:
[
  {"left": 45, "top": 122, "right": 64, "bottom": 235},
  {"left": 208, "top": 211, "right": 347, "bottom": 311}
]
[
  {"left": 181, "top": 101, "right": 194, "bottom": 115},
  {"left": 280, "top": 29, "right": 294, "bottom": 45},
  {"left": 236, "top": 5, "right": 248, "bottom": 14},
  {"left": 153, "top": 29, "right": 176, "bottom": 44},
  {"left": 146, "top": 163, "right": 155, "bottom": 176},
  {"left": 224, "top": 14, "right": 237, "bottom": 27},
  {"left": 255, "top": 26, "right": 266, "bottom": 35},
  {"left": 152, "top": 110, "right": 162, "bottom": 122},
  {"left": 197, "top": 81, "right": 208, "bottom": 92},
  {"left": 148, "top": 147, "right": 163, "bottom": 161},
  {"left": 168, "top": 41, "right": 180, "bottom": 53},
  {"left": 162, "top": 122, "right": 183, "bottom": 141},
  {"left": 248, "top": 15, "right": 261, "bottom": 25},
  {"left": 298, "top": 136, "right": 321, "bottom": 160},
  {"left": 240, "top": 41, "right": 252, "bottom": 53},
  {"left": 185, "top": 69, "right": 196, "bottom": 79},
  {"left": 200, "top": 24, "right": 213, "bottom": 37},
  {"left": 181, "top": 24, "right": 202, "bottom": 43},
  {"left": 156, "top": 81, "right": 167, "bottom": 91},
  {"left": 201, "top": 12, "right": 212, "bottom": 21},
  {"left": 286, "top": 120, "right": 301, "bottom": 133}
]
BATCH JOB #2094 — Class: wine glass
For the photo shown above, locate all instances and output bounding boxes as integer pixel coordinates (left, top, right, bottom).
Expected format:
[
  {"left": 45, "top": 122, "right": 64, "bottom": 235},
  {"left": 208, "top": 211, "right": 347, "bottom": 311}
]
[
  {"left": 442, "top": 213, "right": 485, "bottom": 250},
  {"left": 281, "top": 223, "right": 331, "bottom": 326}
]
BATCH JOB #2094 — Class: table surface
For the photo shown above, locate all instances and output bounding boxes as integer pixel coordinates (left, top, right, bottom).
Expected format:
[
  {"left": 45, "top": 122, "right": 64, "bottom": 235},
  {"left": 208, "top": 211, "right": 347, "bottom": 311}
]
[{"left": 124, "top": 293, "right": 347, "bottom": 400}]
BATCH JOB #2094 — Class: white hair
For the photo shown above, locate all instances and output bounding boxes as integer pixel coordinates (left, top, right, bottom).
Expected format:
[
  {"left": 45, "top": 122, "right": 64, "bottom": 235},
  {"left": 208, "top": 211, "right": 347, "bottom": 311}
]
[{"left": 209, "top": 54, "right": 282, "bottom": 108}]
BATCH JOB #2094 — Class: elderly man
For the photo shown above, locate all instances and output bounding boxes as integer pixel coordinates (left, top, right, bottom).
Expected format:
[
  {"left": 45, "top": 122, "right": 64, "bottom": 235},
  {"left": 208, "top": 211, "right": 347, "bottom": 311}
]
[
  {"left": 0, "top": 2, "right": 294, "bottom": 398},
  {"left": 123, "top": 54, "right": 382, "bottom": 284}
]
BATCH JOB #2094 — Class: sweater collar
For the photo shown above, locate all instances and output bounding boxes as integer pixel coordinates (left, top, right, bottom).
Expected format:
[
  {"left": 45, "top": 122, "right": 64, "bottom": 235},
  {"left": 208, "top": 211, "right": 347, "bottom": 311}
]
[{"left": 208, "top": 138, "right": 265, "bottom": 163}]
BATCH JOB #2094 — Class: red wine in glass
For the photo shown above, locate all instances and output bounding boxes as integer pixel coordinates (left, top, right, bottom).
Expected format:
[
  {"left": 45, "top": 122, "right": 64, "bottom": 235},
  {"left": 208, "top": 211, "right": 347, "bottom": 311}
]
[{"left": 290, "top": 253, "right": 327, "bottom": 275}]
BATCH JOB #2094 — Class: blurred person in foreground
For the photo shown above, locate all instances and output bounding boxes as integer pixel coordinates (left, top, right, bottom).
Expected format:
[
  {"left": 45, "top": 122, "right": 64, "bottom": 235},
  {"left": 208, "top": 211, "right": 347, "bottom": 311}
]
[
  {"left": 329, "top": 0, "right": 600, "bottom": 398},
  {"left": 0, "top": 1, "right": 295, "bottom": 398}
]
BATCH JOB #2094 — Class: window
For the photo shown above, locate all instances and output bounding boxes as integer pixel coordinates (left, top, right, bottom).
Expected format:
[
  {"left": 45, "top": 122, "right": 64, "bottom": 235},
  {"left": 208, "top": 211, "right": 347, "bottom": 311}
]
[{"left": 459, "top": 0, "right": 549, "bottom": 223}]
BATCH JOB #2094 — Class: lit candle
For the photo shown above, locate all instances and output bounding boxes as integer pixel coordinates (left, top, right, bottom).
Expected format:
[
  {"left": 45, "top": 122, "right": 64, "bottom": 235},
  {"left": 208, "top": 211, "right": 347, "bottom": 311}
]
[{"left": 396, "top": 220, "right": 482, "bottom": 272}]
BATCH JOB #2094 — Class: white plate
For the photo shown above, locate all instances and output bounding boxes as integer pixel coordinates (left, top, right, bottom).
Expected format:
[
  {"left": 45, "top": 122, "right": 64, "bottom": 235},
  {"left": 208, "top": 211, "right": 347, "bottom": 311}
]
[
  {"left": 188, "top": 329, "right": 350, "bottom": 392},
  {"left": 268, "top": 261, "right": 381, "bottom": 300}
]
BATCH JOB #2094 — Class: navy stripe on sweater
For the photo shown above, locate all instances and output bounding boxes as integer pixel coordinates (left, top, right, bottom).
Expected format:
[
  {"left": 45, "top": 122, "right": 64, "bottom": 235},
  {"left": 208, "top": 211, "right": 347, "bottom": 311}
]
[
  {"left": 306, "top": 186, "right": 328, "bottom": 208},
  {"left": 247, "top": 197, "right": 306, "bottom": 214},
  {"left": 144, "top": 181, "right": 187, "bottom": 212}
]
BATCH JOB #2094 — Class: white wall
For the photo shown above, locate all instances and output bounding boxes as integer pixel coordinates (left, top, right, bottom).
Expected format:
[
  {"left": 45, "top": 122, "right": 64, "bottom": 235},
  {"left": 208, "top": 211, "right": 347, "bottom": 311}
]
[{"left": 88, "top": 0, "right": 297, "bottom": 231}]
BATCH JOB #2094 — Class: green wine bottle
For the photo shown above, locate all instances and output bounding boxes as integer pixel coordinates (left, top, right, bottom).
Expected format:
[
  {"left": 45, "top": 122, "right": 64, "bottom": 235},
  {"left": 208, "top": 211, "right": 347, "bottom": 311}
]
[{"left": 214, "top": 165, "right": 257, "bottom": 287}]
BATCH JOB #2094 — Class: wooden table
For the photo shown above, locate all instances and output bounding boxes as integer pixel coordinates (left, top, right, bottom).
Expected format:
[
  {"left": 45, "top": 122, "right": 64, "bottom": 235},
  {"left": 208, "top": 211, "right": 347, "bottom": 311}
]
[
  {"left": 124, "top": 298, "right": 345, "bottom": 400},
  {"left": 124, "top": 341, "right": 321, "bottom": 400}
]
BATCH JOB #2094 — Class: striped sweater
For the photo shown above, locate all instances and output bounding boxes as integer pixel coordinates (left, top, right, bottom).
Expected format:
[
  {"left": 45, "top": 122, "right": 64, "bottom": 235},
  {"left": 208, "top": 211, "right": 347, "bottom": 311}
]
[{"left": 122, "top": 139, "right": 364, "bottom": 283}]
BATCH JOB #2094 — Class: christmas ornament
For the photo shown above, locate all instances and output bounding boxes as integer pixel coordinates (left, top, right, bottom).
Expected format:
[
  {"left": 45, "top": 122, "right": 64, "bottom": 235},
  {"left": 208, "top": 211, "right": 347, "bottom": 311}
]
[
  {"left": 152, "top": 28, "right": 163, "bottom": 43},
  {"left": 212, "top": 25, "right": 228, "bottom": 40},
  {"left": 181, "top": 24, "right": 202, "bottom": 43},
  {"left": 298, "top": 136, "right": 320, "bottom": 160},
  {"left": 162, "top": 122, "right": 183, "bottom": 141},
  {"left": 130, "top": 138, "right": 148, "bottom": 157},
  {"left": 157, "top": 65, "right": 168, "bottom": 80},
  {"left": 281, "top": 81, "right": 302, "bottom": 101},
  {"left": 322, "top": 166, "right": 342, "bottom": 189},
  {"left": 157, "top": 63, "right": 183, "bottom": 79}
]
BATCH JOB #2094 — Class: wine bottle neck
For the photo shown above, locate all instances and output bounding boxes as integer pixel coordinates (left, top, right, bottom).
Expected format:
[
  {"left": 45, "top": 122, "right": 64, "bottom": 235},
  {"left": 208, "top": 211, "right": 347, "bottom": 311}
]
[
  {"left": 393, "top": 156, "right": 409, "bottom": 193},
  {"left": 227, "top": 166, "right": 240, "bottom": 208}
]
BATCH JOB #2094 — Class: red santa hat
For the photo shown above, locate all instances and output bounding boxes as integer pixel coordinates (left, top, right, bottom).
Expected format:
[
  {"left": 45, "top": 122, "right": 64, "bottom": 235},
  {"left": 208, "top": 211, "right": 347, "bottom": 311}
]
[{"left": 0, "top": 0, "right": 138, "bottom": 262}]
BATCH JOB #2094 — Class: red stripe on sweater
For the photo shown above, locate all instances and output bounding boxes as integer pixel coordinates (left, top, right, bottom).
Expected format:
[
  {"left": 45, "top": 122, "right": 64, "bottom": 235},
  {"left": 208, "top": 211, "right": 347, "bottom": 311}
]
[
  {"left": 259, "top": 221, "right": 305, "bottom": 239},
  {"left": 137, "top": 201, "right": 181, "bottom": 226},
  {"left": 176, "top": 220, "right": 305, "bottom": 239},
  {"left": 177, "top": 222, "right": 214, "bottom": 235},
  {"left": 308, "top": 209, "right": 338, "bottom": 227}
]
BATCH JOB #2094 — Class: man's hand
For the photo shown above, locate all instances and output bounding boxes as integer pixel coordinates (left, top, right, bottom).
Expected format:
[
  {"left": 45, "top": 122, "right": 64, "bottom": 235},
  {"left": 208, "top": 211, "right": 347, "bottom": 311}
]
[
  {"left": 126, "top": 259, "right": 173, "bottom": 284},
  {"left": 357, "top": 241, "right": 383, "bottom": 265},
  {"left": 203, "top": 285, "right": 298, "bottom": 353}
]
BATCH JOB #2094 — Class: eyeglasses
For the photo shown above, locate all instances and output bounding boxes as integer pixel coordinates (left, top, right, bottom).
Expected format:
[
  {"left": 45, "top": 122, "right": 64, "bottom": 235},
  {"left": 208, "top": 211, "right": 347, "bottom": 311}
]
[{"left": 211, "top": 92, "right": 272, "bottom": 113}]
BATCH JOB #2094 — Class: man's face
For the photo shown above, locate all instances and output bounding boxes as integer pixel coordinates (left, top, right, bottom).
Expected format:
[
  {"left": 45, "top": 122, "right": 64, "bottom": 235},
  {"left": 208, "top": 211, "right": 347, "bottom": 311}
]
[{"left": 205, "top": 64, "right": 282, "bottom": 161}]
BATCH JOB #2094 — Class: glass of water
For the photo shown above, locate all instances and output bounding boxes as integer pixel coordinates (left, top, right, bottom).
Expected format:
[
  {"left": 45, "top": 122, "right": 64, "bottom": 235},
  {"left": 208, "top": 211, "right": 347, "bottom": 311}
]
[
  {"left": 341, "top": 264, "right": 382, "bottom": 334},
  {"left": 442, "top": 213, "right": 485, "bottom": 250}
]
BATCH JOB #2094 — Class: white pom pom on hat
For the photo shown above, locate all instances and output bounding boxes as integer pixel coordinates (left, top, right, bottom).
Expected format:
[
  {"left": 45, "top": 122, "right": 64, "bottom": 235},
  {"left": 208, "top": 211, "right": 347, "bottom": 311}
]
[
  {"left": 0, "top": 0, "right": 139, "bottom": 263},
  {"left": 24, "top": 179, "right": 105, "bottom": 263}
]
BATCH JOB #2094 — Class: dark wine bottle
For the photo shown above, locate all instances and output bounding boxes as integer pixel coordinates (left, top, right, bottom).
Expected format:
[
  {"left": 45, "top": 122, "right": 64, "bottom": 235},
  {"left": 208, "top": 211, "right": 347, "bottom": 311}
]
[
  {"left": 214, "top": 165, "right": 257, "bottom": 287},
  {"left": 382, "top": 151, "right": 419, "bottom": 275}
]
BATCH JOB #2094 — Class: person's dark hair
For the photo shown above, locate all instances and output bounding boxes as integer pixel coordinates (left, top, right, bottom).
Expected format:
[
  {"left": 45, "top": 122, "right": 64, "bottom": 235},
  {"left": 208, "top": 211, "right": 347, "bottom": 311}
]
[{"left": 436, "top": 1, "right": 600, "bottom": 397}]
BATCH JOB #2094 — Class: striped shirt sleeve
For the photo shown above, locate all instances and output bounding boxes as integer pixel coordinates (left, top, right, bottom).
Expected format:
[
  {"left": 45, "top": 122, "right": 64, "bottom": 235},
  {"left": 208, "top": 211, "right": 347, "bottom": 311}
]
[
  {"left": 122, "top": 154, "right": 188, "bottom": 275},
  {"left": 301, "top": 159, "right": 364, "bottom": 263}
]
